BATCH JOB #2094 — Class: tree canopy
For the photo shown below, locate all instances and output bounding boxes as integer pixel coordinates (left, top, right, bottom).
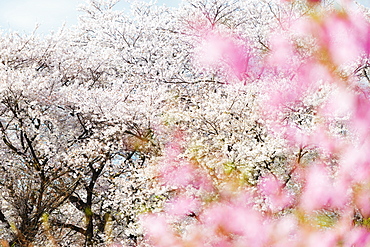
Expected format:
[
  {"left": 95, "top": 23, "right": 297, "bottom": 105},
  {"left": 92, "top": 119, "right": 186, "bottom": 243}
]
[{"left": 0, "top": 0, "right": 370, "bottom": 246}]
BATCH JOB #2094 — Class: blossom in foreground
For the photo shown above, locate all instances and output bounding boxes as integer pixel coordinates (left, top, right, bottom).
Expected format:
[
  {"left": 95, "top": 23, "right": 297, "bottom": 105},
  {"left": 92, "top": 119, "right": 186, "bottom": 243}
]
[{"left": 141, "top": 1, "right": 370, "bottom": 246}]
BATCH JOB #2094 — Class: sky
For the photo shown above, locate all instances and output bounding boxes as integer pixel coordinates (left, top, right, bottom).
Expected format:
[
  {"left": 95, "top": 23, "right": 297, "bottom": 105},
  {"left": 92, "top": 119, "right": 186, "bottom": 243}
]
[
  {"left": 0, "top": 0, "right": 181, "bottom": 34},
  {"left": 0, "top": 0, "right": 369, "bottom": 34},
  {"left": 357, "top": 0, "right": 370, "bottom": 7}
]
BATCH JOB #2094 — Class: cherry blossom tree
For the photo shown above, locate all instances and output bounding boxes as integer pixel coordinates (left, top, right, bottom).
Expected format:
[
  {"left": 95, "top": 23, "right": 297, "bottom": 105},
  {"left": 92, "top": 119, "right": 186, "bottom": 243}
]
[{"left": 0, "top": 1, "right": 180, "bottom": 245}]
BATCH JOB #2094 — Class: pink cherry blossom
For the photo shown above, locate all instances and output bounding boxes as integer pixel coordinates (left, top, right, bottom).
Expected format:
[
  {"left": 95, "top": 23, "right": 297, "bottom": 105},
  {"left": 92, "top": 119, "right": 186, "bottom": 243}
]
[
  {"left": 300, "top": 164, "right": 349, "bottom": 211},
  {"left": 165, "top": 195, "right": 200, "bottom": 217},
  {"left": 195, "top": 30, "right": 251, "bottom": 80},
  {"left": 259, "top": 174, "right": 293, "bottom": 212}
]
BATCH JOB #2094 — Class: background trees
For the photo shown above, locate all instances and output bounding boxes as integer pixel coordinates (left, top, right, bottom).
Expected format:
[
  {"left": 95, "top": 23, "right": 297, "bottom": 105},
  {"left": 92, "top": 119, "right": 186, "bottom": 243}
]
[{"left": 0, "top": 0, "right": 369, "bottom": 246}]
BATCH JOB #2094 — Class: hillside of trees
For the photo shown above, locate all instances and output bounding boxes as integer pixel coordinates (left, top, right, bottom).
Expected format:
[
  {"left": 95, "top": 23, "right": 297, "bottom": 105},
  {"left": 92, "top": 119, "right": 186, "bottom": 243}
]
[{"left": 0, "top": 0, "right": 370, "bottom": 246}]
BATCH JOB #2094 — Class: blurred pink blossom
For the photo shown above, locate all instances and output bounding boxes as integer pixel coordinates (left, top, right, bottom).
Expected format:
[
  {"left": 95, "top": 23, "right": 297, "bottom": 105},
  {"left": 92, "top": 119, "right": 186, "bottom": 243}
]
[
  {"left": 196, "top": 31, "right": 251, "bottom": 80},
  {"left": 305, "top": 230, "right": 339, "bottom": 247},
  {"left": 259, "top": 174, "right": 293, "bottom": 212},
  {"left": 300, "top": 164, "right": 349, "bottom": 211},
  {"left": 141, "top": 214, "right": 181, "bottom": 247},
  {"left": 165, "top": 195, "right": 199, "bottom": 217},
  {"left": 201, "top": 202, "right": 266, "bottom": 246},
  {"left": 267, "top": 33, "right": 295, "bottom": 69},
  {"left": 344, "top": 228, "right": 370, "bottom": 247}
]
